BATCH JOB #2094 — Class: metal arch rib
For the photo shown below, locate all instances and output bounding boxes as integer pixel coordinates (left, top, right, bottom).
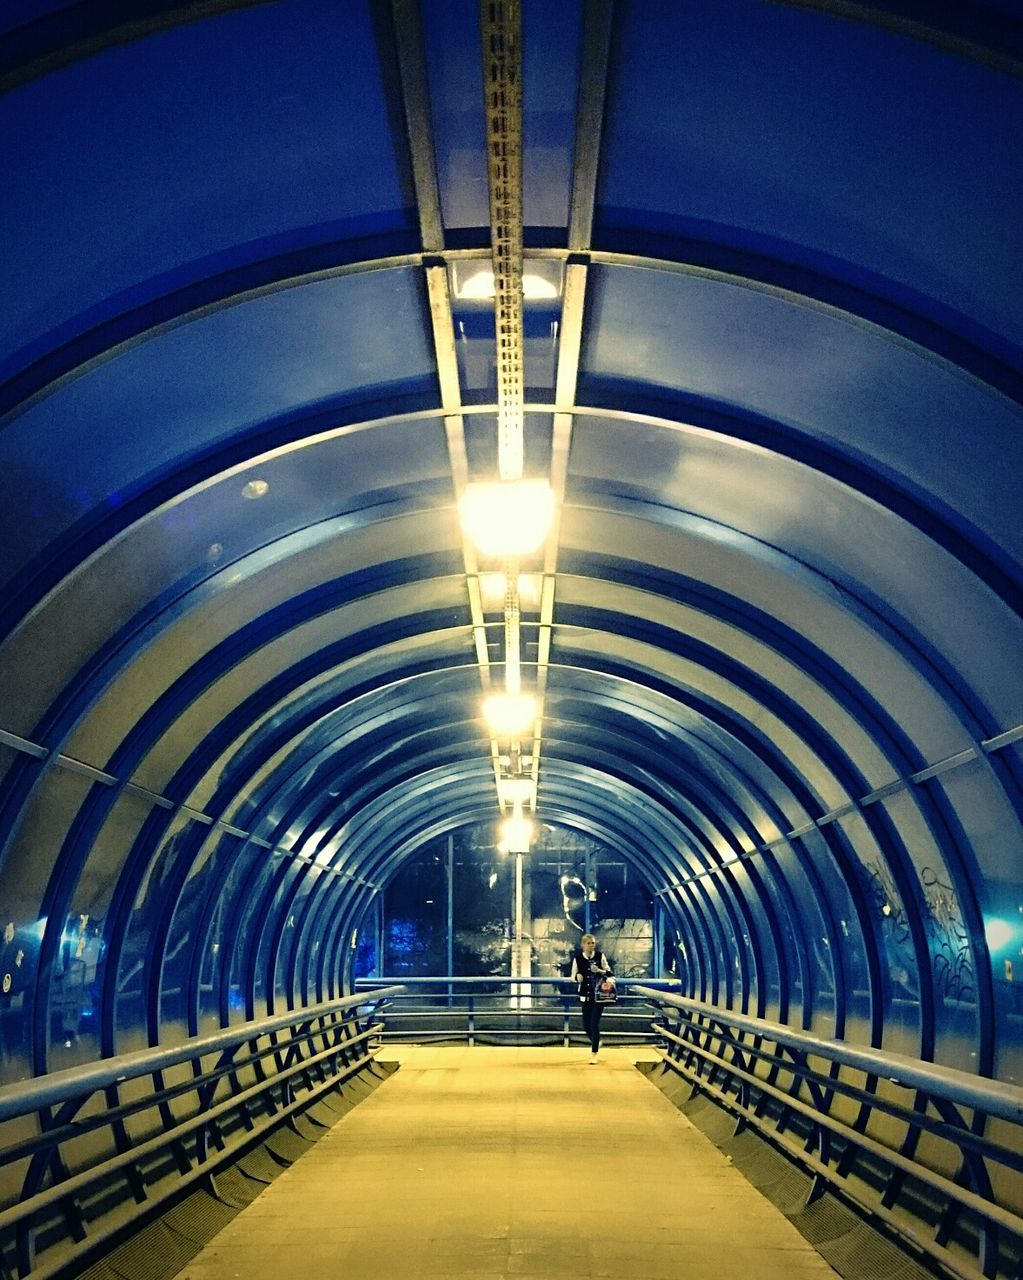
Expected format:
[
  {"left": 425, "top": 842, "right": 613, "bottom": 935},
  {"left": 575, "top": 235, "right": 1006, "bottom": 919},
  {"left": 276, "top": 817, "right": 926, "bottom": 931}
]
[
  {"left": 532, "top": 0, "right": 615, "bottom": 803},
  {"left": 390, "top": 0, "right": 492, "bottom": 695}
]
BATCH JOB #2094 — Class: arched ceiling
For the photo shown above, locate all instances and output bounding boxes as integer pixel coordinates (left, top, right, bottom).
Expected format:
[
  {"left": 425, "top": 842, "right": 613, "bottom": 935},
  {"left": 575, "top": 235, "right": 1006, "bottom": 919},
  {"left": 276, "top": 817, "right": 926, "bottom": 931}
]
[{"left": 1, "top": 0, "right": 1022, "bottom": 1081}]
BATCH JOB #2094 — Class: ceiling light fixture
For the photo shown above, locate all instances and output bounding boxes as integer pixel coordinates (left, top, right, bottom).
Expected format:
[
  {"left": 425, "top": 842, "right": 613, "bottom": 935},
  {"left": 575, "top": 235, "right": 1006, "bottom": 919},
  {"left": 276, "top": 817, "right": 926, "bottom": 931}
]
[
  {"left": 497, "top": 777, "right": 533, "bottom": 807},
  {"left": 459, "top": 479, "right": 555, "bottom": 558},
  {"left": 500, "top": 811, "right": 534, "bottom": 853},
  {"left": 482, "top": 691, "right": 536, "bottom": 737}
]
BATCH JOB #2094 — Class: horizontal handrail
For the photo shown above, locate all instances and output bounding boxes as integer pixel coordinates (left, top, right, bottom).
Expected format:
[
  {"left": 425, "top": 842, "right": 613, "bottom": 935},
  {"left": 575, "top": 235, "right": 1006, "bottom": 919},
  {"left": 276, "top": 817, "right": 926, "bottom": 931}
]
[
  {"left": 0, "top": 987, "right": 402, "bottom": 1121},
  {"left": 631, "top": 987, "right": 1023, "bottom": 1123},
  {"left": 636, "top": 987, "right": 1023, "bottom": 1280},
  {"left": 0, "top": 989, "right": 404, "bottom": 1280},
  {"left": 353, "top": 975, "right": 672, "bottom": 1047},
  {"left": 356, "top": 975, "right": 680, "bottom": 988},
  {"left": 657, "top": 1022, "right": 1023, "bottom": 1238},
  {"left": 0, "top": 1023, "right": 382, "bottom": 1234}
]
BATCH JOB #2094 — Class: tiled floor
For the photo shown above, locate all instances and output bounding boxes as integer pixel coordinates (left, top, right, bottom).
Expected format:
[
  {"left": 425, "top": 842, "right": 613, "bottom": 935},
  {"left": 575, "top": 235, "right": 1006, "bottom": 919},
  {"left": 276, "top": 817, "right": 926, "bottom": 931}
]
[{"left": 172, "top": 1045, "right": 840, "bottom": 1280}]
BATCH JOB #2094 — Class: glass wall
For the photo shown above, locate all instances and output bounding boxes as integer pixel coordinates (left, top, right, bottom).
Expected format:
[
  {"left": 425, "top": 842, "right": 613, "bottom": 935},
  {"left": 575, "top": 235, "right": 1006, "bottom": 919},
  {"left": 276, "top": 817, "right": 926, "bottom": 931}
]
[{"left": 356, "top": 821, "right": 656, "bottom": 980}]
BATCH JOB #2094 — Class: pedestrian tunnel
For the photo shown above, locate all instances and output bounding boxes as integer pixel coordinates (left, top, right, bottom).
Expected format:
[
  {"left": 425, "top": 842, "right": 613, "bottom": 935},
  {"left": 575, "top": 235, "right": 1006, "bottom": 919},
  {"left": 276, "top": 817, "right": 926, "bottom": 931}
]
[{"left": 1, "top": 1, "right": 1023, "bottom": 1278}]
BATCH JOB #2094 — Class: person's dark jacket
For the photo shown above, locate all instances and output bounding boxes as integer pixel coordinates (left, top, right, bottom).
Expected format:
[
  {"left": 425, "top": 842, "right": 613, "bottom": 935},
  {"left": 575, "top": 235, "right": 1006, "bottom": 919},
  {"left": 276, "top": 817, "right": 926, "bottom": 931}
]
[{"left": 570, "top": 948, "right": 612, "bottom": 1002}]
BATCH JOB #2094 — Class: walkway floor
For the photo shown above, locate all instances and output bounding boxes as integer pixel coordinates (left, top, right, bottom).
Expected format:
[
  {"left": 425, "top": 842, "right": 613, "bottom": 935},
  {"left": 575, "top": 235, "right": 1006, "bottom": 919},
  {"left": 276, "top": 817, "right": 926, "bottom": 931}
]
[{"left": 173, "top": 1045, "right": 841, "bottom": 1280}]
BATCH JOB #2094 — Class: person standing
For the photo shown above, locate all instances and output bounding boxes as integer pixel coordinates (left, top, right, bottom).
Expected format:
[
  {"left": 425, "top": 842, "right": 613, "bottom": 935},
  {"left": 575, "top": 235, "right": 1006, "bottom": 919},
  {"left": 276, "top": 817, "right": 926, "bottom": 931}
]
[{"left": 571, "top": 933, "right": 614, "bottom": 1063}]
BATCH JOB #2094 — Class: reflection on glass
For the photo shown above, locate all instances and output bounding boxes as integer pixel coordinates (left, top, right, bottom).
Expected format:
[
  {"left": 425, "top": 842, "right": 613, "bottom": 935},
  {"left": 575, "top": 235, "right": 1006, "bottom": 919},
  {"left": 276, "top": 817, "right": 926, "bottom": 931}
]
[
  {"left": 367, "top": 823, "right": 655, "bottom": 982},
  {"left": 0, "top": 916, "right": 36, "bottom": 1083}
]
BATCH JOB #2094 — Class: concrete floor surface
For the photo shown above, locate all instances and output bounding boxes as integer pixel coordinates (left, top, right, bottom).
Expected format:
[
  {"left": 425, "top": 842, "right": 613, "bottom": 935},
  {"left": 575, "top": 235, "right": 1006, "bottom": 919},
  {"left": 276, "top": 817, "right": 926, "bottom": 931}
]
[{"left": 173, "top": 1045, "right": 840, "bottom": 1280}]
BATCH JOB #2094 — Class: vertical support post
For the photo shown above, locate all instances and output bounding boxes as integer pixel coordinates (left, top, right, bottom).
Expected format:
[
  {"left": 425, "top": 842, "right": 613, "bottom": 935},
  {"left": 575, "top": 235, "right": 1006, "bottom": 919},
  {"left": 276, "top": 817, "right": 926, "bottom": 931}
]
[
  {"left": 584, "top": 845, "right": 592, "bottom": 934},
  {"left": 513, "top": 852, "right": 524, "bottom": 1007},
  {"left": 379, "top": 894, "right": 386, "bottom": 977},
  {"left": 654, "top": 900, "right": 664, "bottom": 977},
  {"left": 447, "top": 833, "right": 454, "bottom": 1005}
]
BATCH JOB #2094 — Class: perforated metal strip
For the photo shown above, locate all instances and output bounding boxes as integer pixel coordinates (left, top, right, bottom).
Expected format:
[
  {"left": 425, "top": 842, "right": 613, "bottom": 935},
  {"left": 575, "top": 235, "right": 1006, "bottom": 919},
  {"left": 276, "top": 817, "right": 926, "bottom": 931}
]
[
  {"left": 481, "top": 0, "right": 525, "bottom": 483},
  {"left": 480, "top": 0, "right": 529, "bottom": 800}
]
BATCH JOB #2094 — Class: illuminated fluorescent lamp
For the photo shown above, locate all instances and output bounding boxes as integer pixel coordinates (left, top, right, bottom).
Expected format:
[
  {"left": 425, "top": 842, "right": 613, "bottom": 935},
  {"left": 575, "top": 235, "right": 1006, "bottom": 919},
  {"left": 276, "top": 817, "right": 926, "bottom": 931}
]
[
  {"left": 497, "top": 776, "right": 533, "bottom": 807},
  {"left": 456, "top": 268, "right": 559, "bottom": 301},
  {"left": 500, "top": 813, "right": 534, "bottom": 853},
  {"left": 459, "top": 480, "right": 555, "bottom": 558},
  {"left": 482, "top": 691, "right": 536, "bottom": 737}
]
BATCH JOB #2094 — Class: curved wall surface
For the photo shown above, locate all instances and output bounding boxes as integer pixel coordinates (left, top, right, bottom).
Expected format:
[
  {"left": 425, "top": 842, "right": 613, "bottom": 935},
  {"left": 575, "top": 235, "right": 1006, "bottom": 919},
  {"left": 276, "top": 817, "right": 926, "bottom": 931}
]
[{"left": 0, "top": 0, "right": 1021, "bottom": 1090}]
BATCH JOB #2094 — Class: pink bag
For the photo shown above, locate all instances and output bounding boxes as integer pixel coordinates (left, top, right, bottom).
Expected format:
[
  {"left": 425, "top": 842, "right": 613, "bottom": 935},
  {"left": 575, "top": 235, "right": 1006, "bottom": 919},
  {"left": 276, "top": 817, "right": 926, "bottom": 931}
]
[{"left": 594, "top": 977, "right": 617, "bottom": 1004}]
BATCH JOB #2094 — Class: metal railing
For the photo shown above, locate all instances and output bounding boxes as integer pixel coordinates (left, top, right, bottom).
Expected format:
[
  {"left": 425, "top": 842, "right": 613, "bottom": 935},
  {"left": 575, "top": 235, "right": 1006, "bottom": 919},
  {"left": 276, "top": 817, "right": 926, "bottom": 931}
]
[
  {"left": 0, "top": 988, "right": 402, "bottom": 1280},
  {"left": 634, "top": 987, "right": 1023, "bottom": 1280},
  {"left": 354, "top": 975, "right": 678, "bottom": 1045}
]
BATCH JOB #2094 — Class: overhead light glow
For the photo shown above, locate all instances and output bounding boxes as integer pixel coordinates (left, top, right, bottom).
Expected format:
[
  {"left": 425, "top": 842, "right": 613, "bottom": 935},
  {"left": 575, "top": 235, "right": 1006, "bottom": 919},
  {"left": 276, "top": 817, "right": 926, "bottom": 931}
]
[
  {"left": 500, "top": 813, "right": 534, "bottom": 853},
  {"left": 522, "top": 273, "right": 559, "bottom": 300},
  {"left": 498, "top": 777, "right": 533, "bottom": 807},
  {"left": 483, "top": 692, "right": 536, "bottom": 737},
  {"left": 456, "top": 268, "right": 559, "bottom": 301},
  {"left": 458, "top": 269, "right": 497, "bottom": 300},
  {"left": 504, "top": 650, "right": 521, "bottom": 696},
  {"left": 479, "top": 572, "right": 542, "bottom": 610},
  {"left": 459, "top": 480, "right": 555, "bottom": 558}
]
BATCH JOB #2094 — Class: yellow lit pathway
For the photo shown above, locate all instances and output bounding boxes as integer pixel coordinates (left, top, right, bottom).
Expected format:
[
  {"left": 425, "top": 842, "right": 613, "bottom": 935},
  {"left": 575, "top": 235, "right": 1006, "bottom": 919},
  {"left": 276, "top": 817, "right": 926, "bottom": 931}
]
[{"left": 174, "top": 1046, "right": 841, "bottom": 1280}]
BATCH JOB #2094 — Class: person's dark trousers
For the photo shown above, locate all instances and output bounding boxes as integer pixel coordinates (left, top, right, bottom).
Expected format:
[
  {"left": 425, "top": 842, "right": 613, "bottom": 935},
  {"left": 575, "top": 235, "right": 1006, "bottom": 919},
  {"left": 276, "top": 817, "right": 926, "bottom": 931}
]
[{"left": 582, "top": 1000, "right": 604, "bottom": 1052}]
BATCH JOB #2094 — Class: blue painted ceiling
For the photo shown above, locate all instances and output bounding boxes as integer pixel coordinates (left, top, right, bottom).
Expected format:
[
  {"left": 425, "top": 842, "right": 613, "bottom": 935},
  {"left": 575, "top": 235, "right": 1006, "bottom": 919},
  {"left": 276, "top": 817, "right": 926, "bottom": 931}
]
[{"left": 1, "top": 0, "right": 1021, "bottom": 1079}]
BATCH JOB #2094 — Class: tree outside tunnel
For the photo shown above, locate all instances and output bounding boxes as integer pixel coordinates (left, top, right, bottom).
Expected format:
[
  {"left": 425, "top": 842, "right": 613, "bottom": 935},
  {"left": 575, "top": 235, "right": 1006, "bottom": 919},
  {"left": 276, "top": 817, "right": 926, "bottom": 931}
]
[{"left": 355, "top": 821, "right": 656, "bottom": 982}]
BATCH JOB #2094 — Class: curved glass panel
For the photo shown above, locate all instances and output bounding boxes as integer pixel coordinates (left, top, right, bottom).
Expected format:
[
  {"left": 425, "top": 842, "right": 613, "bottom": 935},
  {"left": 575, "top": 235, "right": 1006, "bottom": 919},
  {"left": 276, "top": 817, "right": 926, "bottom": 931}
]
[
  {"left": 0, "top": 0, "right": 414, "bottom": 360},
  {"left": 160, "top": 829, "right": 236, "bottom": 1042},
  {"left": 1, "top": 268, "right": 437, "bottom": 595},
  {"left": 599, "top": 0, "right": 1023, "bottom": 347},
  {"left": 196, "top": 841, "right": 261, "bottom": 1035}
]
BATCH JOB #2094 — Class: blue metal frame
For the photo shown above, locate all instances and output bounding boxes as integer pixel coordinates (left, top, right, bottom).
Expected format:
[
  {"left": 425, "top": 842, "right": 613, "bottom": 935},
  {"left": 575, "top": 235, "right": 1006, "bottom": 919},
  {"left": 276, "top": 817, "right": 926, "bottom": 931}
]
[{"left": 0, "top": 9, "right": 1021, "bottom": 1263}]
